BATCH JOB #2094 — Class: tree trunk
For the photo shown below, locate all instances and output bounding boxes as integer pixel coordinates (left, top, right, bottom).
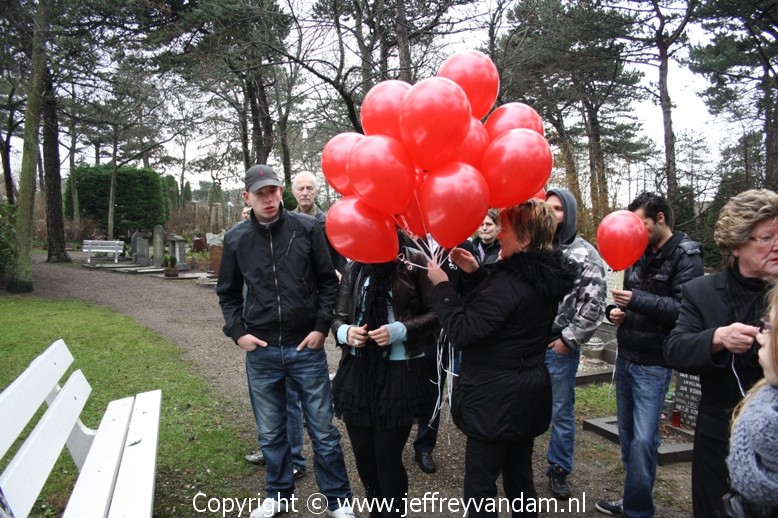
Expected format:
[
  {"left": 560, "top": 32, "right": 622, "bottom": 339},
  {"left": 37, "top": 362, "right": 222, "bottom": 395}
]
[
  {"left": 764, "top": 70, "right": 778, "bottom": 190},
  {"left": 255, "top": 76, "right": 274, "bottom": 165},
  {"left": 658, "top": 42, "right": 678, "bottom": 202},
  {"left": 69, "top": 87, "right": 80, "bottom": 239},
  {"left": 1, "top": 87, "right": 19, "bottom": 205},
  {"left": 583, "top": 103, "right": 608, "bottom": 225},
  {"left": 42, "top": 69, "right": 70, "bottom": 263},
  {"left": 8, "top": 0, "right": 49, "bottom": 293},
  {"left": 107, "top": 129, "right": 119, "bottom": 239},
  {"left": 395, "top": 0, "right": 411, "bottom": 83}
]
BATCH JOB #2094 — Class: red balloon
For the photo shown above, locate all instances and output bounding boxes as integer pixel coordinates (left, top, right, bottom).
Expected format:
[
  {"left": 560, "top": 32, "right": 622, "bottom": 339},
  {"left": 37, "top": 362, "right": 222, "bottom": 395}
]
[
  {"left": 484, "top": 102, "right": 545, "bottom": 140},
  {"left": 437, "top": 50, "right": 500, "bottom": 120},
  {"left": 480, "top": 129, "right": 553, "bottom": 208},
  {"left": 399, "top": 77, "right": 471, "bottom": 172},
  {"left": 326, "top": 197, "right": 399, "bottom": 263},
  {"left": 321, "top": 133, "right": 363, "bottom": 196},
  {"left": 533, "top": 188, "right": 547, "bottom": 200},
  {"left": 347, "top": 135, "right": 415, "bottom": 214},
  {"left": 420, "top": 161, "right": 490, "bottom": 249},
  {"left": 361, "top": 80, "right": 412, "bottom": 140},
  {"left": 452, "top": 117, "right": 490, "bottom": 169},
  {"left": 395, "top": 193, "right": 427, "bottom": 238},
  {"left": 597, "top": 210, "right": 648, "bottom": 271}
]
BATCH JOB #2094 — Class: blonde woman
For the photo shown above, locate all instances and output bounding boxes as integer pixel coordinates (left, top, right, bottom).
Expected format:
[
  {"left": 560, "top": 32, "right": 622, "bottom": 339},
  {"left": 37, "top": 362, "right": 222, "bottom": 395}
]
[{"left": 665, "top": 189, "right": 778, "bottom": 518}]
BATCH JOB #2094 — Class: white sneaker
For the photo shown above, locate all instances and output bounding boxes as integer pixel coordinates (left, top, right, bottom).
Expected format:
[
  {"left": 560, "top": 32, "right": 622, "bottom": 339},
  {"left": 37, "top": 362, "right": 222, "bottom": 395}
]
[
  {"left": 326, "top": 504, "right": 355, "bottom": 518},
  {"left": 250, "top": 498, "right": 288, "bottom": 518}
]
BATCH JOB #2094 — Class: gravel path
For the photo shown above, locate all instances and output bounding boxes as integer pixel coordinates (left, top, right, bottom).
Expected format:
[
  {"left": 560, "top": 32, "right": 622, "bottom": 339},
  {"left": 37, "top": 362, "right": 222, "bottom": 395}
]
[{"left": 19, "top": 252, "right": 693, "bottom": 517}]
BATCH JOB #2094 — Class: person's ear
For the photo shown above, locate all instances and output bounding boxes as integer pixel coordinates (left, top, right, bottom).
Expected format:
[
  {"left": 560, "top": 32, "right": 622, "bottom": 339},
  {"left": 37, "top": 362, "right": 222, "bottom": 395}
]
[{"left": 656, "top": 212, "right": 666, "bottom": 226}]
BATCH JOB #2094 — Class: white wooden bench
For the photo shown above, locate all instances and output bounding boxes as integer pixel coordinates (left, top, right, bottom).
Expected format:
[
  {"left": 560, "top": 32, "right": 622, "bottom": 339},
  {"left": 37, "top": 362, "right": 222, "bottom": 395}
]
[
  {"left": 0, "top": 339, "right": 162, "bottom": 518},
  {"left": 83, "top": 240, "right": 124, "bottom": 264}
]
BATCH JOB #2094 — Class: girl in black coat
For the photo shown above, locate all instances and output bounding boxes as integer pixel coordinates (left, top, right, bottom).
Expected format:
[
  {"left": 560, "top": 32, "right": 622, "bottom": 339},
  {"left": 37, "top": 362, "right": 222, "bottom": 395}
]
[
  {"left": 427, "top": 199, "right": 577, "bottom": 518},
  {"left": 331, "top": 247, "right": 439, "bottom": 517}
]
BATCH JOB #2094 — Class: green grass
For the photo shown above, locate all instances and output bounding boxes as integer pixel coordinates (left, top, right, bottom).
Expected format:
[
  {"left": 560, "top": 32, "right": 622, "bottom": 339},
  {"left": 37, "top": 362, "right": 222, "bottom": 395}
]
[
  {"left": 0, "top": 297, "right": 256, "bottom": 517},
  {"left": 575, "top": 382, "right": 618, "bottom": 422}
]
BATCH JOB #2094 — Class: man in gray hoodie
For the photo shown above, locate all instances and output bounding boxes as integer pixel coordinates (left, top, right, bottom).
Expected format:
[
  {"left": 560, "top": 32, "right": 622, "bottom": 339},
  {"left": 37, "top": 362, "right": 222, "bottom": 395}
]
[{"left": 545, "top": 189, "right": 607, "bottom": 498}]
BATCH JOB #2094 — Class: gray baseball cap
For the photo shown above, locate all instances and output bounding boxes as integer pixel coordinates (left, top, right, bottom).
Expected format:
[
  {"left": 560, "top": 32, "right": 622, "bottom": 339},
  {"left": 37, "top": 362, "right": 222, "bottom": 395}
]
[{"left": 245, "top": 164, "right": 283, "bottom": 192}]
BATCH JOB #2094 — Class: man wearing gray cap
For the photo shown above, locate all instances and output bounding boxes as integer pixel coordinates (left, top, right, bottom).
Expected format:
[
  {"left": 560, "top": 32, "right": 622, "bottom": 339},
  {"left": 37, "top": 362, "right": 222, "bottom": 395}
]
[{"left": 217, "top": 164, "right": 354, "bottom": 518}]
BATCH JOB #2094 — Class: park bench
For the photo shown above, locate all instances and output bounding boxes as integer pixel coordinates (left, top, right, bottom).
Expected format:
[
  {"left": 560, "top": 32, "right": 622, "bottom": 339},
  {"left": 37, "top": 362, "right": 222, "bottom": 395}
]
[
  {"left": 82, "top": 240, "right": 124, "bottom": 264},
  {"left": 0, "top": 339, "right": 162, "bottom": 518}
]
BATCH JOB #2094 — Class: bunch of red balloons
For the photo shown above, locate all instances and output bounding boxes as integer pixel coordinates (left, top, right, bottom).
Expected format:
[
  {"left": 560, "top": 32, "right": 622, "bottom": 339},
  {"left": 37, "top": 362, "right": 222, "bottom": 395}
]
[{"left": 322, "top": 50, "right": 553, "bottom": 263}]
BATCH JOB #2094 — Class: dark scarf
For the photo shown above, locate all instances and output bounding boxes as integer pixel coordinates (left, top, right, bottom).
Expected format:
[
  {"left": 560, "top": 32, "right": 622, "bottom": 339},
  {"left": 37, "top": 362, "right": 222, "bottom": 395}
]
[{"left": 353, "top": 262, "right": 396, "bottom": 415}]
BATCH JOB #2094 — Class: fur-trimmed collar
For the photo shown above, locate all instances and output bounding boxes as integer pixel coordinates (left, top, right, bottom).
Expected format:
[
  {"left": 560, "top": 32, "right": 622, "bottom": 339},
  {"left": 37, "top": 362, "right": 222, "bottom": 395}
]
[{"left": 493, "top": 248, "right": 577, "bottom": 302}]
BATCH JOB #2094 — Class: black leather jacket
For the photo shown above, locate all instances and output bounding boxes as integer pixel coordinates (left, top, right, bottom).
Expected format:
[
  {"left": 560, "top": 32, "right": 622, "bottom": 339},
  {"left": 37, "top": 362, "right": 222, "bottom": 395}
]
[
  {"left": 330, "top": 249, "right": 439, "bottom": 358},
  {"left": 217, "top": 204, "right": 339, "bottom": 345},
  {"left": 606, "top": 231, "right": 703, "bottom": 366}
]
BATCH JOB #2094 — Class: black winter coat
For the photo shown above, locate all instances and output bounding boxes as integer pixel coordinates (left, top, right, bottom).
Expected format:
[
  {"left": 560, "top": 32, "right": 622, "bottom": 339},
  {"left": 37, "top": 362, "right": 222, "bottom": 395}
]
[
  {"left": 664, "top": 271, "right": 764, "bottom": 442},
  {"left": 429, "top": 249, "right": 576, "bottom": 441},
  {"left": 606, "top": 231, "right": 703, "bottom": 366},
  {"left": 217, "top": 204, "right": 339, "bottom": 345}
]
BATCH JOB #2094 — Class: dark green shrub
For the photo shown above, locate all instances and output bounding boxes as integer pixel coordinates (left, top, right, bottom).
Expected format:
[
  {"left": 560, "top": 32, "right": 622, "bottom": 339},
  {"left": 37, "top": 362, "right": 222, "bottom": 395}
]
[{"left": 0, "top": 204, "right": 17, "bottom": 279}]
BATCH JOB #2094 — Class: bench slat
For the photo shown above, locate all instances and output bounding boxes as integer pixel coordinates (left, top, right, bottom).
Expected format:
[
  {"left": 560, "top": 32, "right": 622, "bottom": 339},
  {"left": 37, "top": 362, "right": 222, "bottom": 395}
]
[
  {"left": 0, "top": 370, "right": 91, "bottom": 518},
  {"left": 0, "top": 339, "right": 74, "bottom": 459},
  {"left": 62, "top": 396, "right": 134, "bottom": 518},
  {"left": 107, "top": 390, "right": 162, "bottom": 518}
]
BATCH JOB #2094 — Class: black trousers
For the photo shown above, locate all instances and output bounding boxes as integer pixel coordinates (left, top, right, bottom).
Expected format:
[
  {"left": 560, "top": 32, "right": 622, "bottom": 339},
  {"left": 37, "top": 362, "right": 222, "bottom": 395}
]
[
  {"left": 693, "top": 431, "right": 729, "bottom": 518},
  {"left": 346, "top": 423, "right": 412, "bottom": 518},
  {"left": 464, "top": 436, "right": 538, "bottom": 518}
]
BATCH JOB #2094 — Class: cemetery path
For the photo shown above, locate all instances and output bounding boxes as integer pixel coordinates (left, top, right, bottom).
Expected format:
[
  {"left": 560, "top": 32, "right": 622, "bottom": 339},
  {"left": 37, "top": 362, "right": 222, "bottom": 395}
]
[{"left": 21, "top": 253, "right": 693, "bottom": 517}]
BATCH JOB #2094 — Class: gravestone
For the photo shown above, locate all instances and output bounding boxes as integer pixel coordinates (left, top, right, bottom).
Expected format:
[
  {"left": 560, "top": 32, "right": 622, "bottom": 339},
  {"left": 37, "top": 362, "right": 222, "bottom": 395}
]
[
  {"left": 168, "top": 235, "right": 188, "bottom": 270},
  {"left": 134, "top": 238, "right": 149, "bottom": 266},
  {"left": 153, "top": 225, "right": 165, "bottom": 267},
  {"left": 604, "top": 266, "right": 624, "bottom": 307},
  {"left": 674, "top": 372, "right": 701, "bottom": 428},
  {"left": 130, "top": 231, "right": 142, "bottom": 257}
]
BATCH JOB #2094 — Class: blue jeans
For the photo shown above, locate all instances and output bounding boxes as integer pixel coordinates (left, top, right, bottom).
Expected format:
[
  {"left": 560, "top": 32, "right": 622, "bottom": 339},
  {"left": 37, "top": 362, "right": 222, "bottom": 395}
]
[
  {"left": 545, "top": 346, "right": 580, "bottom": 474},
  {"left": 248, "top": 375, "right": 306, "bottom": 471},
  {"left": 614, "top": 355, "right": 671, "bottom": 518},
  {"left": 246, "top": 345, "right": 351, "bottom": 507}
]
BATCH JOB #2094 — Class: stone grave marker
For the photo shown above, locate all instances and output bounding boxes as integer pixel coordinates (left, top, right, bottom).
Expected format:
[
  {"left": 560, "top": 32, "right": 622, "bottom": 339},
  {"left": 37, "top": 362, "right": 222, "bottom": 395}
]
[
  {"left": 134, "top": 238, "right": 149, "bottom": 266},
  {"left": 169, "top": 234, "right": 188, "bottom": 270},
  {"left": 604, "top": 266, "right": 624, "bottom": 307},
  {"left": 130, "top": 231, "right": 142, "bottom": 257},
  {"left": 153, "top": 225, "right": 165, "bottom": 267},
  {"left": 674, "top": 371, "right": 701, "bottom": 428}
]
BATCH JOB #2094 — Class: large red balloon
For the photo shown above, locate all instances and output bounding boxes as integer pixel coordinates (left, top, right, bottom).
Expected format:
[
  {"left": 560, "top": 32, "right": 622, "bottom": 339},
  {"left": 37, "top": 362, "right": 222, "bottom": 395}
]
[
  {"left": 347, "top": 135, "right": 415, "bottom": 214},
  {"left": 452, "top": 117, "right": 490, "bottom": 170},
  {"left": 597, "top": 210, "right": 648, "bottom": 271},
  {"left": 419, "top": 161, "right": 490, "bottom": 249},
  {"left": 360, "top": 80, "right": 412, "bottom": 141},
  {"left": 398, "top": 77, "right": 471, "bottom": 172},
  {"left": 484, "top": 102, "right": 545, "bottom": 140},
  {"left": 321, "top": 133, "right": 363, "bottom": 196},
  {"left": 480, "top": 129, "right": 553, "bottom": 208},
  {"left": 326, "top": 197, "right": 399, "bottom": 263},
  {"left": 437, "top": 50, "right": 500, "bottom": 120}
]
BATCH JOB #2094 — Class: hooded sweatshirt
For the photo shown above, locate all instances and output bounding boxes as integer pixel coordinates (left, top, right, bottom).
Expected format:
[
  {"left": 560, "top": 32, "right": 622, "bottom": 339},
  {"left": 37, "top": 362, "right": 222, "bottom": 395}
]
[{"left": 546, "top": 188, "right": 607, "bottom": 350}]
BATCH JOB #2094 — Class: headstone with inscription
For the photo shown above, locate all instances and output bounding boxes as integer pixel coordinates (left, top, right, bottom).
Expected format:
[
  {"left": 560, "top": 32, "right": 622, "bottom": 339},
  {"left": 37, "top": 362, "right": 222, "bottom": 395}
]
[
  {"left": 604, "top": 266, "right": 624, "bottom": 307},
  {"left": 153, "top": 225, "right": 165, "bottom": 267},
  {"left": 674, "top": 372, "right": 701, "bottom": 428}
]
